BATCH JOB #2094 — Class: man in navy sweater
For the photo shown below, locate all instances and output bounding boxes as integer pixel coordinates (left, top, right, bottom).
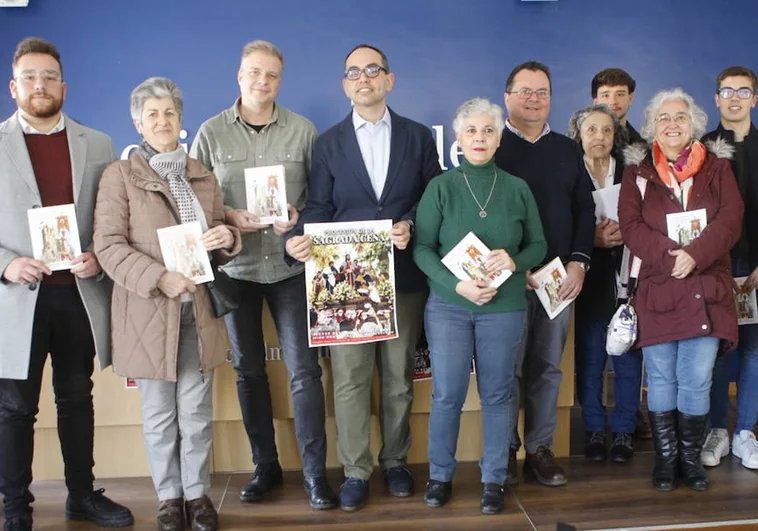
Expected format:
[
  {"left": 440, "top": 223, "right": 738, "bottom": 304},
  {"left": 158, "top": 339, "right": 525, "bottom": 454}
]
[{"left": 494, "top": 61, "right": 595, "bottom": 487}]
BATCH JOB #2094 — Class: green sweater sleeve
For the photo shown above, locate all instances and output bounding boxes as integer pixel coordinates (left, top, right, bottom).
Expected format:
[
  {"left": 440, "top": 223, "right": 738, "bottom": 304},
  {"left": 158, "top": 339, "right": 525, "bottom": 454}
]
[
  {"left": 510, "top": 182, "right": 548, "bottom": 272},
  {"left": 413, "top": 179, "right": 462, "bottom": 292}
]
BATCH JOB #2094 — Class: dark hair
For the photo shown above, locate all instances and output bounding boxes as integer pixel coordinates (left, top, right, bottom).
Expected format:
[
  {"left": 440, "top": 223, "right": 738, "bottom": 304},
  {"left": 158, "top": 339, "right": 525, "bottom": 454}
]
[
  {"left": 344, "top": 44, "right": 389, "bottom": 72},
  {"left": 13, "top": 37, "right": 62, "bottom": 74},
  {"left": 716, "top": 66, "right": 758, "bottom": 91},
  {"left": 505, "top": 61, "right": 551, "bottom": 93},
  {"left": 591, "top": 68, "right": 636, "bottom": 98}
]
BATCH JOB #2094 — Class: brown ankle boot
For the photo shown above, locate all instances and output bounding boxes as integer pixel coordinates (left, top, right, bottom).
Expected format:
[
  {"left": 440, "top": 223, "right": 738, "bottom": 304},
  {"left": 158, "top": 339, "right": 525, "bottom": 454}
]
[
  {"left": 185, "top": 495, "right": 218, "bottom": 531},
  {"left": 157, "top": 498, "right": 185, "bottom": 531}
]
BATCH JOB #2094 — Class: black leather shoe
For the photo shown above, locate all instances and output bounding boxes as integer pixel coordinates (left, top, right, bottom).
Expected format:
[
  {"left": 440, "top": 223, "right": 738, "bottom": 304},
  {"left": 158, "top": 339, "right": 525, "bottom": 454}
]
[
  {"left": 678, "top": 412, "right": 709, "bottom": 491},
  {"left": 240, "top": 461, "right": 284, "bottom": 502},
  {"left": 383, "top": 466, "right": 414, "bottom": 497},
  {"left": 304, "top": 477, "right": 338, "bottom": 510},
  {"left": 480, "top": 483, "right": 505, "bottom": 515},
  {"left": 65, "top": 488, "right": 134, "bottom": 527},
  {"left": 339, "top": 477, "right": 369, "bottom": 512},
  {"left": 506, "top": 448, "right": 519, "bottom": 486},
  {"left": 423, "top": 480, "right": 452, "bottom": 508},
  {"left": 3, "top": 515, "right": 32, "bottom": 531},
  {"left": 584, "top": 431, "right": 608, "bottom": 462},
  {"left": 649, "top": 410, "right": 678, "bottom": 492},
  {"left": 610, "top": 432, "right": 634, "bottom": 463}
]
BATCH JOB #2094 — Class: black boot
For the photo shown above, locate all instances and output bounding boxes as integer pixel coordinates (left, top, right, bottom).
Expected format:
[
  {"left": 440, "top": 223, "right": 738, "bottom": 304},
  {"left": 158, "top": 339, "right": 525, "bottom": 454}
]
[
  {"left": 649, "top": 410, "right": 678, "bottom": 492},
  {"left": 678, "top": 412, "right": 709, "bottom": 491}
]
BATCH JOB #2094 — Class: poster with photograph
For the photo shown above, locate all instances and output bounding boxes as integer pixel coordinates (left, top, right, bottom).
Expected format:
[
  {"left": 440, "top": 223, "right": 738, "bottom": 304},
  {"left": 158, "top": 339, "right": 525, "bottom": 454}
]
[
  {"left": 305, "top": 219, "right": 397, "bottom": 347},
  {"left": 666, "top": 208, "right": 707, "bottom": 246},
  {"left": 244, "top": 165, "right": 288, "bottom": 225},
  {"left": 27, "top": 203, "right": 82, "bottom": 271},
  {"left": 441, "top": 232, "right": 512, "bottom": 288},
  {"left": 533, "top": 257, "right": 574, "bottom": 320},
  {"left": 413, "top": 331, "right": 476, "bottom": 382},
  {"left": 156, "top": 221, "right": 214, "bottom": 284},
  {"left": 734, "top": 276, "right": 758, "bottom": 326}
]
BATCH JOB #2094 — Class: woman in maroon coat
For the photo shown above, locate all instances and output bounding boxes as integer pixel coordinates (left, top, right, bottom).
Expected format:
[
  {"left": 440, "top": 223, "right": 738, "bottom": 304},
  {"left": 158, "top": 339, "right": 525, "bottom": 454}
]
[{"left": 618, "top": 88, "right": 744, "bottom": 493}]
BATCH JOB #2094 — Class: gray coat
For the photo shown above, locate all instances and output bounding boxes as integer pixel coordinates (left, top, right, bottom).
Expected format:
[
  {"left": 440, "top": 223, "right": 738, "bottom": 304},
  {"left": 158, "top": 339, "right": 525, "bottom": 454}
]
[{"left": 0, "top": 112, "right": 115, "bottom": 379}]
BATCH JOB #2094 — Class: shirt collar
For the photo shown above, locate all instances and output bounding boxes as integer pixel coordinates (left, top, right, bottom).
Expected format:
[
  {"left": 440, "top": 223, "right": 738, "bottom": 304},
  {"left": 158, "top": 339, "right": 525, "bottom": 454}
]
[
  {"left": 505, "top": 119, "right": 550, "bottom": 143},
  {"left": 17, "top": 112, "right": 65, "bottom": 135},
  {"left": 584, "top": 155, "right": 616, "bottom": 189},
  {"left": 352, "top": 107, "right": 391, "bottom": 131}
]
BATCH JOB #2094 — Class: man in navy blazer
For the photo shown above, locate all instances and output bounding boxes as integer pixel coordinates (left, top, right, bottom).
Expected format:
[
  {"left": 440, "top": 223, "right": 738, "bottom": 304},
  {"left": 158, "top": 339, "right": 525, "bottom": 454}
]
[{"left": 286, "top": 44, "right": 440, "bottom": 512}]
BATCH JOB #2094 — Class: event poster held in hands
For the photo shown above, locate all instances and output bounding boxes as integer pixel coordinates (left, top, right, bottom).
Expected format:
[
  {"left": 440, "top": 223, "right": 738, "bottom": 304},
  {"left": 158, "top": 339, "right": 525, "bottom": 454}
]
[{"left": 304, "top": 219, "right": 398, "bottom": 347}]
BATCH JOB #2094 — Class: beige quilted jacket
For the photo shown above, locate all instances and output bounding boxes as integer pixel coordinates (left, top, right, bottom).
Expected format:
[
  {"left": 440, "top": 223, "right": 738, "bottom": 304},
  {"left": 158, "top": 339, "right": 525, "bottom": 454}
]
[{"left": 93, "top": 152, "right": 242, "bottom": 381}]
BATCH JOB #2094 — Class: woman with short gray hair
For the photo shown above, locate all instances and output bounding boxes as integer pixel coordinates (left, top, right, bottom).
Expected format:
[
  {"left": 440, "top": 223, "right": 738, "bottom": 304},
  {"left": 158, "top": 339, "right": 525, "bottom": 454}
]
[
  {"left": 95, "top": 77, "right": 241, "bottom": 531},
  {"left": 414, "top": 97, "right": 546, "bottom": 514},
  {"left": 567, "top": 103, "right": 641, "bottom": 465},
  {"left": 618, "top": 88, "right": 743, "bottom": 493}
]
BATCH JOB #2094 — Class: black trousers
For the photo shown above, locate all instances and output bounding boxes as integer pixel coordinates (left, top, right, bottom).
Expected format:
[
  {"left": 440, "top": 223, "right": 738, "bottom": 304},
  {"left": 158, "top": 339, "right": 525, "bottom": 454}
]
[{"left": 0, "top": 284, "right": 95, "bottom": 518}]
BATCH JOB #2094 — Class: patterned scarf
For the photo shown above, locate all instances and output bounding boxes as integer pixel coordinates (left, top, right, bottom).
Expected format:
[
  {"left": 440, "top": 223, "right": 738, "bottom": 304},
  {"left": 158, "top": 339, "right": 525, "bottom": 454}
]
[
  {"left": 138, "top": 141, "right": 198, "bottom": 224},
  {"left": 652, "top": 140, "right": 707, "bottom": 209}
]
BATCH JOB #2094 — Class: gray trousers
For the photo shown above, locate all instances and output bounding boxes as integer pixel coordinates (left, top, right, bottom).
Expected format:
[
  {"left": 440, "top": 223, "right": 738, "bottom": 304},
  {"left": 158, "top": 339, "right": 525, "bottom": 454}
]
[
  {"left": 329, "top": 290, "right": 427, "bottom": 480},
  {"left": 138, "top": 302, "right": 214, "bottom": 501},
  {"left": 509, "top": 291, "right": 572, "bottom": 454}
]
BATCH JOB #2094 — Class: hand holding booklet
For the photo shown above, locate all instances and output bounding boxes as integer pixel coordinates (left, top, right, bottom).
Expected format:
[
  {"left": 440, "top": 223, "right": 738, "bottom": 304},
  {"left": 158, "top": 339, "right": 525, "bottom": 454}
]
[
  {"left": 591, "top": 183, "right": 621, "bottom": 223},
  {"left": 440, "top": 232, "right": 512, "bottom": 288},
  {"left": 156, "top": 221, "right": 214, "bottom": 284},
  {"left": 532, "top": 257, "right": 574, "bottom": 320}
]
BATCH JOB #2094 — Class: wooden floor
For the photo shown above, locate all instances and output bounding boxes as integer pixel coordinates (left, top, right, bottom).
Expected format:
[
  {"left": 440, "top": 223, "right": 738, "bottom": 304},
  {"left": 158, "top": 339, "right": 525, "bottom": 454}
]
[{"left": 6, "top": 453, "right": 758, "bottom": 531}]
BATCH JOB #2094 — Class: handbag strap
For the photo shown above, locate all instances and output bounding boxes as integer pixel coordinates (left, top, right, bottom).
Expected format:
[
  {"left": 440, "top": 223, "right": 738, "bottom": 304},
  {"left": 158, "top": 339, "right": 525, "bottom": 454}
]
[
  {"left": 157, "top": 191, "right": 182, "bottom": 225},
  {"left": 619, "top": 177, "right": 647, "bottom": 299}
]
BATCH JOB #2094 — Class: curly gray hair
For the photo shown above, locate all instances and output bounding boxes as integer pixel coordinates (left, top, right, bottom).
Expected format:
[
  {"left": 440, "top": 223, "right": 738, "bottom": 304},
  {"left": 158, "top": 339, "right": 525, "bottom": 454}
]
[
  {"left": 567, "top": 103, "right": 628, "bottom": 155},
  {"left": 130, "top": 77, "right": 183, "bottom": 123},
  {"left": 452, "top": 97, "right": 505, "bottom": 136},
  {"left": 639, "top": 88, "right": 708, "bottom": 143}
]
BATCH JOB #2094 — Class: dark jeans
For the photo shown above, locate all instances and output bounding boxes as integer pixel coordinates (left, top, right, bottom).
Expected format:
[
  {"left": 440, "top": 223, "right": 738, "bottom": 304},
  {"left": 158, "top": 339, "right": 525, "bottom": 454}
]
[
  {"left": 574, "top": 312, "right": 642, "bottom": 433},
  {"left": 226, "top": 274, "right": 327, "bottom": 478},
  {"left": 0, "top": 284, "right": 95, "bottom": 519}
]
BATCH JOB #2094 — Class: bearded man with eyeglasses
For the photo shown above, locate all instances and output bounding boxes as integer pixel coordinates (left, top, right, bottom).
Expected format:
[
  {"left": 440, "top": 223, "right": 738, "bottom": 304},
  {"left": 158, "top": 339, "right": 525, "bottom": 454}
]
[
  {"left": 494, "top": 61, "right": 595, "bottom": 489},
  {"left": 702, "top": 66, "right": 758, "bottom": 472},
  {"left": 285, "top": 44, "right": 441, "bottom": 512}
]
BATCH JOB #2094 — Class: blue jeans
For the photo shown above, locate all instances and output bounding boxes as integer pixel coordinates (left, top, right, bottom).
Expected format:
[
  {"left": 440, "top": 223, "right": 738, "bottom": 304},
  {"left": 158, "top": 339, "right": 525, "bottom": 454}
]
[
  {"left": 710, "top": 258, "right": 758, "bottom": 432},
  {"left": 425, "top": 292, "right": 525, "bottom": 485},
  {"left": 575, "top": 313, "right": 642, "bottom": 433},
  {"left": 643, "top": 336, "right": 720, "bottom": 415}
]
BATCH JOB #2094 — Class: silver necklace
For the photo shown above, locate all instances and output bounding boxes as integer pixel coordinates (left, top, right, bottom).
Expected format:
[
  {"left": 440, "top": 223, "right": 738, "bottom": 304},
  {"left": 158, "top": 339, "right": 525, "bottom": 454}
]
[{"left": 462, "top": 171, "right": 498, "bottom": 218}]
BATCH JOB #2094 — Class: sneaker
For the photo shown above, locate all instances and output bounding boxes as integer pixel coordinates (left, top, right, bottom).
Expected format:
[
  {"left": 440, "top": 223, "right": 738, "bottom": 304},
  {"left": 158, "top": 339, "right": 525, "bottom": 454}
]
[
  {"left": 3, "top": 515, "right": 32, "bottom": 531},
  {"left": 383, "top": 465, "right": 414, "bottom": 497},
  {"left": 732, "top": 430, "right": 758, "bottom": 470},
  {"left": 701, "top": 428, "right": 730, "bottom": 467},
  {"left": 584, "top": 431, "right": 607, "bottom": 462},
  {"left": 609, "top": 432, "right": 634, "bottom": 463}
]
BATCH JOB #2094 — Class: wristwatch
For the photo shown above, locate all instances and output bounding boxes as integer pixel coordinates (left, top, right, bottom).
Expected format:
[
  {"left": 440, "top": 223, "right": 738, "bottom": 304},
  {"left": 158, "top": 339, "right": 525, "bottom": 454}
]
[{"left": 575, "top": 261, "right": 590, "bottom": 273}]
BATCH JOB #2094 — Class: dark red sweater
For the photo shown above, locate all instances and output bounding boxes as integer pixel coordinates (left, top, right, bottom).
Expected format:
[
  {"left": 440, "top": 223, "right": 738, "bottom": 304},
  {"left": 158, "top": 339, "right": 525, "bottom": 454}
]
[{"left": 24, "top": 130, "right": 75, "bottom": 284}]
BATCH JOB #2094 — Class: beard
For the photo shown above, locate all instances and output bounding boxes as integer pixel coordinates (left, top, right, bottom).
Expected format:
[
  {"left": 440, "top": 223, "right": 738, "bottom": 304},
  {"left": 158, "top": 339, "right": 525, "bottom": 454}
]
[{"left": 18, "top": 93, "right": 63, "bottom": 119}]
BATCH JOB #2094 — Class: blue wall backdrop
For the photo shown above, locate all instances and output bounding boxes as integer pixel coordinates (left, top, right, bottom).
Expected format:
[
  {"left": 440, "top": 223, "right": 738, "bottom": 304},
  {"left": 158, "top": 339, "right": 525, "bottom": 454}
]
[{"left": 0, "top": 0, "right": 756, "bottom": 166}]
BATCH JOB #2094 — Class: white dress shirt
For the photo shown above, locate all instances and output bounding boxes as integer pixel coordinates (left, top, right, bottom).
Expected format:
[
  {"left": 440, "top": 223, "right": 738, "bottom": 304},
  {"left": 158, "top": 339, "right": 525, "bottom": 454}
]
[
  {"left": 505, "top": 118, "right": 550, "bottom": 143},
  {"left": 584, "top": 155, "right": 616, "bottom": 190},
  {"left": 353, "top": 107, "right": 391, "bottom": 199},
  {"left": 17, "top": 113, "right": 65, "bottom": 135}
]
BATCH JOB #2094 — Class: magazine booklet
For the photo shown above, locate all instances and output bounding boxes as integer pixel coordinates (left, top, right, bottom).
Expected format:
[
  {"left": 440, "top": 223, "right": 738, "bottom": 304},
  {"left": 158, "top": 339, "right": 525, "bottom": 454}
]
[
  {"left": 27, "top": 203, "right": 82, "bottom": 271},
  {"left": 666, "top": 208, "right": 707, "bottom": 246},
  {"left": 156, "top": 221, "right": 214, "bottom": 284},
  {"left": 734, "top": 276, "right": 758, "bottom": 326},
  {"left": 592, "top": 183, "right": 621, "bottom": 223},
  {"left": 532, "top": 257, "right": 574, "bottom": 320},
  {"left": 440, "top": 232, "right": 512, "bottom": 288},
  {"left": 244, "top": 165, "right": 289, "bottom": 225},
  {"left": 304, "top": 219, "right": 398, "bottom": 347}
]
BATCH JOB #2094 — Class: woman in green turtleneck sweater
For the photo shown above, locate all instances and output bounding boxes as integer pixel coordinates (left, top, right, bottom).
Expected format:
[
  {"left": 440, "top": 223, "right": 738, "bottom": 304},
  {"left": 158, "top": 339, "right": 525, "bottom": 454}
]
[{"left": 413, "top": 98, "right": 546, "bottom": 514}]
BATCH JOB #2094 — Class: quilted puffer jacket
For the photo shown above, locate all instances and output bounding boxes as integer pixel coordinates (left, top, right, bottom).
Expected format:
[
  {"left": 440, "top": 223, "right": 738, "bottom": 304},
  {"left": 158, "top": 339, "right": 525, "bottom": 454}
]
[{"left": 94, "top": 151, "right": 241, "bottom": 381}]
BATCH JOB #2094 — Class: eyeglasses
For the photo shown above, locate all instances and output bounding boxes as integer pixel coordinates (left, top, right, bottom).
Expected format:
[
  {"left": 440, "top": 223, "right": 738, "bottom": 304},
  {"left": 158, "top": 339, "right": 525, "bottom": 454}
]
[
  {"left": 506, "top": 88, "right": 550, "bottom": 99},
  {"left": 718, "top": 87, "right": 754, "bottom": 100},
  {"left": 15, "top": 70, "right": 62, "bottom": 85},
  {"left": 655, "top": 113, "right": 689, "bottom": 125},
  {"left": 344, "top": 63, "right": 387, "bottom": 81}
]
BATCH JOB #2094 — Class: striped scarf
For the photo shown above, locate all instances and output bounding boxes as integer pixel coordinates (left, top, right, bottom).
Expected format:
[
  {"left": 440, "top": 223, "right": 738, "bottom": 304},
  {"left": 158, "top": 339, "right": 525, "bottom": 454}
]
[{"left": 138, "top": 141, "right": 198, "bottom": 224}]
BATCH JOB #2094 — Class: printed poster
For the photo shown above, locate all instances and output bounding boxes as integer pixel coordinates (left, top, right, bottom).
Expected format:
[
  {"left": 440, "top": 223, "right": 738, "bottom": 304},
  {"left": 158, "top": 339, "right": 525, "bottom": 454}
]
[
  {"left": 27, "top": 203, "right": 82, "bottom": 271},
  {"left": 533, "top": 257, "right": 574, "bottom": 320},
  {"left": 666, "top": 208, "right": 707, "bottom": 246},
  {"left": 156, "top": 221, "right": 214, "bottom": 284},
  {"left": 413, "top": 331, "right": 476, "bottom": 382},
  {"left": 305, "top": 219, "right": 397, "bottom": 347},
  {"left": 441, "top": 231, "right": 512, "bottom": 288},
  {"left": 734, "top": 276, "right": 758, "bottom": 326},
  {"left": 244, "top": 165, "right": 289, "bottom": 225}
]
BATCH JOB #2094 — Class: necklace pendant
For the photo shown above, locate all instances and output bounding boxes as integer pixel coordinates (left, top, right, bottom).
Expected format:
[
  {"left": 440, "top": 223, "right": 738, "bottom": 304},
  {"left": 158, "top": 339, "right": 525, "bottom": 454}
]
[{"left": 479, "top": 210, "right": 487, "bottom": 218}]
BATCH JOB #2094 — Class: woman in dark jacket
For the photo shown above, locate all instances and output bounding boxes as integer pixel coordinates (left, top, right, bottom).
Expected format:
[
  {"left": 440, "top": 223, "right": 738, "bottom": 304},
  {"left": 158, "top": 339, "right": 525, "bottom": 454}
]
[
  {"left": 618, "top": 88, "right": 743, "bottom": 493},
  {"left": 568, "top": 104, "right": 642, "bottom": 464}
]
